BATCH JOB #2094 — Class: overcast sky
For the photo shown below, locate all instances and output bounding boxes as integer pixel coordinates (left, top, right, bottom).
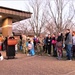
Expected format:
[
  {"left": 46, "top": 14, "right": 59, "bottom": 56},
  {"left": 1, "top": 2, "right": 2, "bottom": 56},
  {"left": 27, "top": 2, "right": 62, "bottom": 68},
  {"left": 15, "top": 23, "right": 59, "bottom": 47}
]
[{"left": 0, "top": 0, "right": 32, "bottom": 12}]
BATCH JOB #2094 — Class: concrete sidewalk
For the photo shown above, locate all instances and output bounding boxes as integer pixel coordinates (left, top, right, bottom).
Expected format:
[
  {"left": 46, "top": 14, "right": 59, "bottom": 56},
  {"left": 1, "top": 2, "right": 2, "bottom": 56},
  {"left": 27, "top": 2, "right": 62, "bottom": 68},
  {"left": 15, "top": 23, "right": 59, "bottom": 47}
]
[{"left": 0, "top": 51, "right": 75, "bottom": 75}]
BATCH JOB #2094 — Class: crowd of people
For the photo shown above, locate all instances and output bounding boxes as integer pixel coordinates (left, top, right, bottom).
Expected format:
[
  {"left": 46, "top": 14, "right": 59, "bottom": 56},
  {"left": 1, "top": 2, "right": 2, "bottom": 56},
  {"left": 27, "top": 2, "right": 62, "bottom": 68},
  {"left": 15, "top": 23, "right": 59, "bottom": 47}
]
[
  {"left": 22, "top": 29, "right": 75, "bottom": 61},
  {"left": 0, "top": 29, "right": 75, "bottom": 61}
]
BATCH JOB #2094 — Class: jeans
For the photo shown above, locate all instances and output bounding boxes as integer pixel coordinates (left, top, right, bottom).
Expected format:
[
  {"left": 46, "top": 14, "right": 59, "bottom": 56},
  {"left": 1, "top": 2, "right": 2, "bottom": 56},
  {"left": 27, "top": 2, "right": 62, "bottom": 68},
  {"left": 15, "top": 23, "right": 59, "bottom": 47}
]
[{"left": 66, "top": 44, "right": 72, "bottom": 60}]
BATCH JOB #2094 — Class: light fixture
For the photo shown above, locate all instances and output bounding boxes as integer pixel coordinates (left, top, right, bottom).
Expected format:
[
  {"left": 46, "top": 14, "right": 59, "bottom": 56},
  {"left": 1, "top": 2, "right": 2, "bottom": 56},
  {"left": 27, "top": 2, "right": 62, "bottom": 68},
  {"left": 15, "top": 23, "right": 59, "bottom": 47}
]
[{"left": 0, "top": 15, "right": 2, "bottom": 18}]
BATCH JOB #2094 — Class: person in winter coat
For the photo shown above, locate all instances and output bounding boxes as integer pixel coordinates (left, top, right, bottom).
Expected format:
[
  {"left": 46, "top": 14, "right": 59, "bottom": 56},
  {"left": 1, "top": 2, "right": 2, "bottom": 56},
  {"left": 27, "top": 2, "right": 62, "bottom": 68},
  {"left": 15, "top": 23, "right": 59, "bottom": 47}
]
[
  {"left": 27, "top": 38, "right": 35, "bottom": 56},
  {"left": 65, "top": 29, "right": 72, "bottom": 60},
  {"left": 56, "top": 33, "right": 63, "bottom": 60},
  {"left": 46, "top": 34, "right": 52, "bottom": 56},
  {"left": 6, "top": 34, "right": 15, "bottom": 59}
]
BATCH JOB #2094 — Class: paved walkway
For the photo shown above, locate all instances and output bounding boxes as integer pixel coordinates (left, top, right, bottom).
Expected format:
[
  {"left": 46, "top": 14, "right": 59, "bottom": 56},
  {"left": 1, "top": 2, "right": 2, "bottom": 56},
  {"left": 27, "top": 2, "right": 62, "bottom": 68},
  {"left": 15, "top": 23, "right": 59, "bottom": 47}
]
[{"left": 0, "top": 51, "right": 75, "bottom": 75}]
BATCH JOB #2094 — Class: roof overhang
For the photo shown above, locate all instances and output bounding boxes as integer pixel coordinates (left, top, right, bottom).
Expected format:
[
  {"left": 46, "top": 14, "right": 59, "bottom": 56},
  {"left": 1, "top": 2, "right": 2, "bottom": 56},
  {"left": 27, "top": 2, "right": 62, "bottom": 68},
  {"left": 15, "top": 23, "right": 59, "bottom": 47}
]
[{"left": 0, "top": 6, "right": 32, "bottom": 25}]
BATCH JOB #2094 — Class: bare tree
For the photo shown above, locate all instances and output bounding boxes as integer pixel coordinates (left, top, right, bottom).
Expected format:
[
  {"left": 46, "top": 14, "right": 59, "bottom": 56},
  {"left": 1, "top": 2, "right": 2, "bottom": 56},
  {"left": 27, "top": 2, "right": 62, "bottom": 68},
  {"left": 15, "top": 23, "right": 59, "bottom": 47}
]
[
  {"left": 46, "top": 0, "right": 75, "bottom": 33},
  {"left": 13, "top": 22, "right": 29, "bottom": 35},
  {"left": 45, "top": 21, "right": 55, "bottom": 35},
  {"left": 27, "top": 0, "right": 47, "bottom": 36}
]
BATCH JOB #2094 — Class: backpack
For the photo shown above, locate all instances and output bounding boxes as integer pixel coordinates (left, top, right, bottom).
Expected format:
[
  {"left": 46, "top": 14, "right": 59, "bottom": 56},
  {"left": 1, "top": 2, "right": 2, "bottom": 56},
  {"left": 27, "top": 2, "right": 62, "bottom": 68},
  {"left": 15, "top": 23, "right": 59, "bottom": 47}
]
[{"left": 52, "top": 40, "right": 57, "bottom": 44}]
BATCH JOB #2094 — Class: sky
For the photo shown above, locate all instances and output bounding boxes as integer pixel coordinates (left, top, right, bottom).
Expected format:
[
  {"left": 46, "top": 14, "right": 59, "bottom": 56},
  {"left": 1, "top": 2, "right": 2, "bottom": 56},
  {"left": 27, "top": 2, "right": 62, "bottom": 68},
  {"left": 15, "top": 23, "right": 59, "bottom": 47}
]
[
  {"left": 0, "top": 0, "right": 75, "bottom": 23},
  {"left": 0, "top": 0, "right": 32, "bottom": 12}
]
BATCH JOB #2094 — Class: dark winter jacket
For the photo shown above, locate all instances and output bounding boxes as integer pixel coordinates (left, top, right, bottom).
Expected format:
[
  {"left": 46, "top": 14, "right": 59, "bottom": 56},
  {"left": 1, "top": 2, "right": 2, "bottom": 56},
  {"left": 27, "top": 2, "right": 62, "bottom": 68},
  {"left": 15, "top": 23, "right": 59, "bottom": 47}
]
[
  {"left": 57, "top": 35, "right": 63, "bottom": 42},
  {"left": 46, "top": 37, "right": 52, "bottom": 46}
]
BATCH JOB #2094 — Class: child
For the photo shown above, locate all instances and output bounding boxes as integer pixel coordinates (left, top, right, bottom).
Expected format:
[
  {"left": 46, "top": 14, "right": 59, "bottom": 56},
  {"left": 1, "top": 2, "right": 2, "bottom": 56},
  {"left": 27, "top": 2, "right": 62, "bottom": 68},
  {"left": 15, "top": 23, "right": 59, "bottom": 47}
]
[
  {"left": 28, "top": 41, "right": 32, "bottom": 55},
  {"left": 27, "top": 39, "right": 35, "bottom": 56}
]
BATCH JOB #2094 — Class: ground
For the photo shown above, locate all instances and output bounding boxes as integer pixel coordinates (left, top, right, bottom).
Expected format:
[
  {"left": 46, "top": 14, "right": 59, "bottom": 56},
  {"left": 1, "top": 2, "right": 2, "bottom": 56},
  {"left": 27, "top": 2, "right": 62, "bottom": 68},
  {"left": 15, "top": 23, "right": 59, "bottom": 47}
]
[{"left": 0, "top": 51, "right": 75, "bottom": 75}]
